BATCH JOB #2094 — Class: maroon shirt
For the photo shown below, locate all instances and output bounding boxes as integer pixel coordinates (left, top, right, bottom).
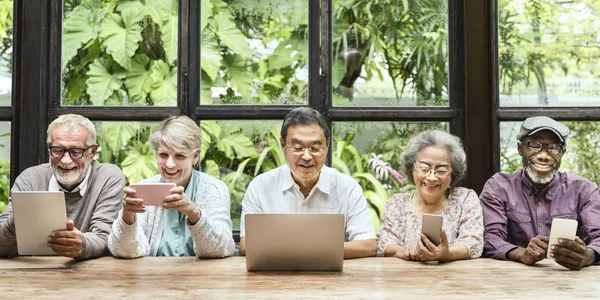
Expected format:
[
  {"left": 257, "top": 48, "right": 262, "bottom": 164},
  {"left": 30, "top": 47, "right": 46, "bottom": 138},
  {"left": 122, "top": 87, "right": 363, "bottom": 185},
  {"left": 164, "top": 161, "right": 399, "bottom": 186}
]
[{"left": 480, "top": 169, "right": 600, "bottom": 261}]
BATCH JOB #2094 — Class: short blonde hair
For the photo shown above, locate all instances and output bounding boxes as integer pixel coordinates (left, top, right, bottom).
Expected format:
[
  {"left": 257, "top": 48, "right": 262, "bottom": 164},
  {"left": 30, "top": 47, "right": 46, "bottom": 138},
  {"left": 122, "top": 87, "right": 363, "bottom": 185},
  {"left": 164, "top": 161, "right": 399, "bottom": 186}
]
[
  {"left": 150, "top": 115, "right": 202, "bottom": 156},
  {"left": 46, "top": 114, "right": 96, "bottom": 146}
]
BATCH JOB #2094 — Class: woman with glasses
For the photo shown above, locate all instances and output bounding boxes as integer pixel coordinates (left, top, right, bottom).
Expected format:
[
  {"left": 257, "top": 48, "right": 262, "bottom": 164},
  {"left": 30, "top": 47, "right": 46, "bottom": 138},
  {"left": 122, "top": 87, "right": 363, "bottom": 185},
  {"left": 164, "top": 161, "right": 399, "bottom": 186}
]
[
  {"left": 108, "top": 116, "right": 235, "bottom": 258},
  {"left": 376, "top": 130, "right": 484, "bottom": 262}
]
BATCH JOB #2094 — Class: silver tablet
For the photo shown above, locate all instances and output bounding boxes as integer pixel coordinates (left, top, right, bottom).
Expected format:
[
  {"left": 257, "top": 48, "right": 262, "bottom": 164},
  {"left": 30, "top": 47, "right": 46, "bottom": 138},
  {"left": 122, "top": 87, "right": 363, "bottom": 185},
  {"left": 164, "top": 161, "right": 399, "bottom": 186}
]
[{"left": 11, "top": 191, "right": 67, "bottom": 256}]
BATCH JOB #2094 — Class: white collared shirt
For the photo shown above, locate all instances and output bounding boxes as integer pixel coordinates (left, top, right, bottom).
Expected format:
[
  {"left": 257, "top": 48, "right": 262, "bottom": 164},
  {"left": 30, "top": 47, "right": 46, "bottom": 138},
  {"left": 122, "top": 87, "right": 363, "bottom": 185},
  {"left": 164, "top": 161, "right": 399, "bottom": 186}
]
[
  {"left": 48, "top": 165, "right": 92, "bottom": 197},
  {"left": 240, "top": 165, "right": 376, "bottom": 241}
]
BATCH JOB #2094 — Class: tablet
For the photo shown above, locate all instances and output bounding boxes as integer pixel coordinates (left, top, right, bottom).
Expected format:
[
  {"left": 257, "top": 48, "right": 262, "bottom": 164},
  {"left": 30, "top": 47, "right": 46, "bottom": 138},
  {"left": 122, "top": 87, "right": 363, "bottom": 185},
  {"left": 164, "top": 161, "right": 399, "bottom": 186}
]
[
  {"left": 11, "top": 191, "right": 67, "bottom": 256},
  {"left": 547, "top": 218, "right": 578, "bottom": 259},
  {"left": 129, "top": 183, "right": 176, "bottom": 206}
]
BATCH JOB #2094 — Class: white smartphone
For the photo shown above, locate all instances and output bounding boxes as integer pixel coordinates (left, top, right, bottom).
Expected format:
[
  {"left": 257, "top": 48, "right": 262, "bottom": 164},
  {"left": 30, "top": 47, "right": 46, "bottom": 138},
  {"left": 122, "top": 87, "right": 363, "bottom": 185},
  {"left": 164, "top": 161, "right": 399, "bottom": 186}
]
[
  {"left": 547, "top": 218, "right": 578, "bottom": 259},
  {"left": 129, "top": 183, "right": 176, "bottom": 206},
  {"left": 422, "top": 214, "right": 443, "bottom": 246}
]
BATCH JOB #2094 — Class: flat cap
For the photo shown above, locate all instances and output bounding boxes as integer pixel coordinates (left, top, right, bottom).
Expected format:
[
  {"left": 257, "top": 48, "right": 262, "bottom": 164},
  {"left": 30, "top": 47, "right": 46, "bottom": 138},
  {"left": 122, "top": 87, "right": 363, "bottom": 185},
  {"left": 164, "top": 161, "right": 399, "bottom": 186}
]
[{"left": 517, "top": 116, "right": 570, "bottom": 144}]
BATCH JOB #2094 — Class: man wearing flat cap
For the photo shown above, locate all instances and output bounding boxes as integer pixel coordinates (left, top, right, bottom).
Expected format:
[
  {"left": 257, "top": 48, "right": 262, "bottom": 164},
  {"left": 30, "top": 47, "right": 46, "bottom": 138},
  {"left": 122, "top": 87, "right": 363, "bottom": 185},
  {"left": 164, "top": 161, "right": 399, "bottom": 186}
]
[{"left": 480, "top": 116, "right": 600, "bottom": 270}]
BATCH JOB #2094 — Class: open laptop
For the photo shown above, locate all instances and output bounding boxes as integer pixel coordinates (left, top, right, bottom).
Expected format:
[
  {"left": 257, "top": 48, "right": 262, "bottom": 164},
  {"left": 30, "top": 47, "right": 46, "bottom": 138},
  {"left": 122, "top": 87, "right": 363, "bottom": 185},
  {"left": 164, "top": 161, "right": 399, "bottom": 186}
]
[
  {"left": 245, "top": 213, "right": 345, "bottom": 272},
  {"left": 11, "top": 191, "right": 67, "bottom": 255}
]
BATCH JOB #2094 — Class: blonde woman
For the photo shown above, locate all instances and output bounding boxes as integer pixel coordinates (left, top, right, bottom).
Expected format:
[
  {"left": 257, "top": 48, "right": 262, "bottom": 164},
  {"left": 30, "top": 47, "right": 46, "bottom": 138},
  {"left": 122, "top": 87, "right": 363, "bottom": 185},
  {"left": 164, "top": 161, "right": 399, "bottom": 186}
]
[{"left": 109, "top": 116, "right": 234, "bottom": 258}]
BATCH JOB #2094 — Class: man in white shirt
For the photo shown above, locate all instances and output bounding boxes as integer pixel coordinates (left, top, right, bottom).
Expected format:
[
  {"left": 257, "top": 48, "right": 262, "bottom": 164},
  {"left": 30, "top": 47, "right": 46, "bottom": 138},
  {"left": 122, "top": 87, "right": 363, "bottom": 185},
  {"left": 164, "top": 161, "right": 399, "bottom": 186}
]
[{"left": 239, "top": 107, "right": 377, "bottom": 259}]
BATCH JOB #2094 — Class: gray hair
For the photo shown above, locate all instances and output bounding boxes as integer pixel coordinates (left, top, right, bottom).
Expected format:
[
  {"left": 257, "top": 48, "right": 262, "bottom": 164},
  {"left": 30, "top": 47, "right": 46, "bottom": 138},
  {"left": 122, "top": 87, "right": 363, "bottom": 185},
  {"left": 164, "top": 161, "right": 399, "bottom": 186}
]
[
  {"left": 399, "top": 130, "right": 467, "bottom": 187},
  {"left": 46, "top": 114, "right": 96, "bottom": 146},
  {"left": 150, "top": 115, "right": 202, "bottom": 157},
  {"left": 281, "top": 107, "right": 330, "bottom": 145}
]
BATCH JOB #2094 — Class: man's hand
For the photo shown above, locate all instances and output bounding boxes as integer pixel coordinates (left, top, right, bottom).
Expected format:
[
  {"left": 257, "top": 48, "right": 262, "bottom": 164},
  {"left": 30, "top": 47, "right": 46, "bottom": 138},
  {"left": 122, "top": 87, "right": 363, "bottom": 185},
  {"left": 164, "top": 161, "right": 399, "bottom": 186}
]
[
  {"left": 549, "top": 237, "right": 596, "bottom": 270},
  {"left": 515, "top": 235, "right": 548, "bottom": 265},
  {"left": 47, "top": 220, "right": 84, "bottom": 258}
]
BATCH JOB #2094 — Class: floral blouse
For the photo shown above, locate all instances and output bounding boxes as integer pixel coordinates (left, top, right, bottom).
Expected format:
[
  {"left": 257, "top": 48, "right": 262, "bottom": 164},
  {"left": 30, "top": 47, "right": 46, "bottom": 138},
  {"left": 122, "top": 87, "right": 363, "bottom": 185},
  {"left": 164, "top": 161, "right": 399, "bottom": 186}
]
[{"left": 376, "top": 187, "right": 484, "bottom": 258}]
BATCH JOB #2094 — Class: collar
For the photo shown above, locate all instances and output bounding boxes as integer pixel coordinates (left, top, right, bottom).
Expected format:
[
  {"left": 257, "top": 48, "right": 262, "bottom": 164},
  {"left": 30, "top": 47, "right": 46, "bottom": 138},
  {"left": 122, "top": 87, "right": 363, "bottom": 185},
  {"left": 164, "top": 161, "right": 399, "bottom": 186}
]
[
  {"left": 520, "top": 168, "right": 560, "bottom": 200},
  {"left": 280, "top": 165, "right": 331, "bottom": 195},
  {"left": 48, "top": 163, "right": 93, "bottom": 196}
]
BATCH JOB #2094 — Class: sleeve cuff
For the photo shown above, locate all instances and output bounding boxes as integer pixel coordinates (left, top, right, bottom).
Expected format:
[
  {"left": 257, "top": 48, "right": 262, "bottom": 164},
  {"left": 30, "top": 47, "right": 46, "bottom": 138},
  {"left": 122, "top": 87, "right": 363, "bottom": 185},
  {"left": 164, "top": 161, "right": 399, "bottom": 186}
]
[{"left": 186, "top": 210, "right": 208, "bottom": 232}]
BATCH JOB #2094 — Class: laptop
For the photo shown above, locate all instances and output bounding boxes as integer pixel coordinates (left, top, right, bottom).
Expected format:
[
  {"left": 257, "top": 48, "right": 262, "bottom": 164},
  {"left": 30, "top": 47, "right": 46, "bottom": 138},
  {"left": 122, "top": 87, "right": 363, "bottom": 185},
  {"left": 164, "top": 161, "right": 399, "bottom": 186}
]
[
  {"left": 11, "top": 191, "right": 67, "bottom": 256},
  {"left": 244, "top": 213, "right": 345, "bottom": 272}
]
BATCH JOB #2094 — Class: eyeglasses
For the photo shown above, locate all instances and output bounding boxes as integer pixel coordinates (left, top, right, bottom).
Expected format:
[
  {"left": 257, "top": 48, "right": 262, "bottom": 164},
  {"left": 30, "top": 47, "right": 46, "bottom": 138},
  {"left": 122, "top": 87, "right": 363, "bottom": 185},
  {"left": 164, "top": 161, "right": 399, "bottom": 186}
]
[
  {"left": 48, "top": 146, "right": 93, "bottom": 159},
  {"left": 520, "top": 141, "right": 564, "bottom": 155},
  {"left": 285, "top": 145, "right": 326, "bottom": 155},
  {"left": 413, "top": 162, "right": 452, "bottom": 178}
]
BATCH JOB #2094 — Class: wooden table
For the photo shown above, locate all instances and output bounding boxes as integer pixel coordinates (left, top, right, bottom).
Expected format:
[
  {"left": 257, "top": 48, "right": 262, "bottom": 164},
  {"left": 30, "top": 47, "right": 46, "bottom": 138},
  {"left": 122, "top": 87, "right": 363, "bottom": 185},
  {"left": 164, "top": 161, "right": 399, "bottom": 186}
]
[{"left": 0, "top": 257, "right": 598, "bottom": 298}]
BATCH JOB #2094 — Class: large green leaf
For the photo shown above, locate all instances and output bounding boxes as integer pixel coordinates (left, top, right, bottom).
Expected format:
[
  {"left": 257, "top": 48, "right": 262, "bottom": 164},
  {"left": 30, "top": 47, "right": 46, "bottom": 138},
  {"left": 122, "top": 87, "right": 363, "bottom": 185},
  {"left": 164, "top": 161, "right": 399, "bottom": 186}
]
[
  {"left": 125, "top": 54, "right": 153, "bottom": 104},
  {"left": 213, "top": 11, "right": 251, "bottom": 59},
  {"left": 162, "top": 15, "right": 178, "bottom": 65},
  {"left": 224, "top": 55, "right": 253, "bottom": 99},
  {"left": 202, "top": 159, "right": 221, "bottom": 180},
  {"left": 62, "top": 5, "right": 106, "bottom": 69},
  {"left": 216, "top": 133, "right": 257, "bottom": 160},
  {"left": 102, "top": 122, "right": 140, "bottom": 154},
  {"left": 200, "top": 0, "right": 213, "bottom": 32},
  {"left": 99, "top": 10, "right": 144, "bottom": 69},
  {"left": 121, "top": 143, "right": 158, "bottom": 184},
  {"left": 200, "top": 120, "right": 221, "bottom": 162},
  {"left": 85, "top": 58, "right": 125, "bottom": 105},
  {"left": 149, "top": 60, "right": 177, "bottom": 105},
  {"left": 118, "top": 0, "right": 163, "bottom": 25},
  {"left": 201, "top": 31, "right": 223, "bottom": 82}
]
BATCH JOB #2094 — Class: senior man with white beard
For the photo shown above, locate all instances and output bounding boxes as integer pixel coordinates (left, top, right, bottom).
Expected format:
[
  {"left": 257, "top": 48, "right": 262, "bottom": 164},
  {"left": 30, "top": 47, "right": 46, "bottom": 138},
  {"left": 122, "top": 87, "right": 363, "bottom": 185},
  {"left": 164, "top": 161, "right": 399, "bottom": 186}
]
[
  {"left": 0, "top": 114, "right": 125, "bottom": 259},
  {"left": 480, "top": 116, "right": 600, "bottom": 270}
]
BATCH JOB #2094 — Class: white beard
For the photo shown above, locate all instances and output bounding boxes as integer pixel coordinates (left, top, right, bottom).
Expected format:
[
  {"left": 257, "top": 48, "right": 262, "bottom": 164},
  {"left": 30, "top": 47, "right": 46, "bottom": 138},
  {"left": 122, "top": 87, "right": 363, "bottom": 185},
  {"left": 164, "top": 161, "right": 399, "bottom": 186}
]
[
  {"left": 52, "top": 159, "right": 91, "bottom": 189},
  {"left": 525, "top": 166, "right": 555, "bottom": 184}
]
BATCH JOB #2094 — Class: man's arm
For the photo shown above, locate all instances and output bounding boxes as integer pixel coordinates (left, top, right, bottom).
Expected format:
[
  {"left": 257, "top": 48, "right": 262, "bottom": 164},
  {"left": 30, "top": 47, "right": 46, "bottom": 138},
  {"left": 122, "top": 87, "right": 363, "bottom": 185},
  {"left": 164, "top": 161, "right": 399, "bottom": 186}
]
[
  {"left": 343, "top": 184, "right": 377, "bottom": 259},
  {"left": 344, "top": 239, "right": 377, "bottom": 259},
  {"left": 479, "top": 177, "right": 520, "bottom": 260},
  {"left": 77, "top": 166, "right": 126, "bottom": 259},
  {"left": 238, "top": 182, "right": 262, "bottom": 257},
  {"left": 574, "top": 186, "right": 600, "bottom": 265},
  {"left": 0, "top": 202, "right": 17, "bottom": 257}
]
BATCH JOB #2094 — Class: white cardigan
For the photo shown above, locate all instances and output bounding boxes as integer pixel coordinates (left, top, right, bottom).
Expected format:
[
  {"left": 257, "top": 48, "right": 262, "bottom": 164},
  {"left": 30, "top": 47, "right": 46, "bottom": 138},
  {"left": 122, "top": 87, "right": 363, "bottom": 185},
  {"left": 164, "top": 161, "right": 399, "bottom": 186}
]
[{"left": 108, "top": 172, "right": 235, "bottom": 258}]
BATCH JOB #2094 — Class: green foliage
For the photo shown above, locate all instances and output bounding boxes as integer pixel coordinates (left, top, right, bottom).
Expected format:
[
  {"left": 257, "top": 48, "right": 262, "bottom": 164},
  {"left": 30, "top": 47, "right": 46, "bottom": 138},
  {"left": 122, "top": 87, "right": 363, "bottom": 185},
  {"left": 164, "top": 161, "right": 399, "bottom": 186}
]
[{"left": 0, "top": 160, "right": 9, "bottom": 213}]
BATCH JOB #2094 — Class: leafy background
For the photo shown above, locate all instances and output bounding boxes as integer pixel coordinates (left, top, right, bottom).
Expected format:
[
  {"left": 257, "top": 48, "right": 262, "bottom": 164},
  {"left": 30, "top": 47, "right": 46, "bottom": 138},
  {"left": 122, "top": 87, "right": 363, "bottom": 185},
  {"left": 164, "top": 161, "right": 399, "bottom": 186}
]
[{"left": 1, "top": 0, "right": 600, "bottom": 235}]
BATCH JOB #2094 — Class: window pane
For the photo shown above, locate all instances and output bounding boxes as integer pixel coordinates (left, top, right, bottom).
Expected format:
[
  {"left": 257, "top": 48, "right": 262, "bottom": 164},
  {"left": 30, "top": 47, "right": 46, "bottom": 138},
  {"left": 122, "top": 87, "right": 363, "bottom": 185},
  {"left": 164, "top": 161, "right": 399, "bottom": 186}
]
[
  {"left": 332, "top": 122, "right": 449, "bottom": 231},
  {"left": 499, "top": 0, "right": 600, "bottom": 106},
  {"left": 200, "top": 0, "right": 308, "bottom": 105},
  {"left": 332, "top": 1, "right": 449, "bottom": 107},
  {"left": 94, "top": 121, "right": 159, "bottom": 184},
  {"left": 500, "top": 121, "right": 600, "bottom": 184},
  {"left": 62, "top": 0, "right": 178, "bottom": 106},
  {"left": 0, "top": 122, "right": 10, "bottom": 212},
  {"left": 200, "top": 120, "right": 283, "bottom": 229},
  {"left": 0, "top": 0, "right": 12, "bottom": 106}
]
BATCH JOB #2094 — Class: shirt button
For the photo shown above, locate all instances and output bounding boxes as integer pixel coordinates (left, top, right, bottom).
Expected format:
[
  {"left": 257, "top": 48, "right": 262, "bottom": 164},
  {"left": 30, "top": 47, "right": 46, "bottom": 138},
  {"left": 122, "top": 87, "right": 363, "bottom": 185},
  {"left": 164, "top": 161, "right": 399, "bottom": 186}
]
[
  {"left": 539, "top": 223, "right": 544, "bottom": 227},
  {"left": 537, "top": 202, "right": 542, "bottom": 206}
]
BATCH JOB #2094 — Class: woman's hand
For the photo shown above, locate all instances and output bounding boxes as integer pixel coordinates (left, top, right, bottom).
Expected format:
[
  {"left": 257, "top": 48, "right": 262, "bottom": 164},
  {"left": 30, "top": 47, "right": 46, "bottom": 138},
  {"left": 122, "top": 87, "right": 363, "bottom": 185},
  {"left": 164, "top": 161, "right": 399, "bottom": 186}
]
[
  {"left": 162, "top": 186, "right": 202, "bottom": 224},
  {"left": 396, "top": 241, "right": 422, "bottom": 261},
  {"left": 417, "top": 229, "right": 452, "bottom": 261},
  {"left": 122, "top": 186, "right": 146, "bottom": 225}
]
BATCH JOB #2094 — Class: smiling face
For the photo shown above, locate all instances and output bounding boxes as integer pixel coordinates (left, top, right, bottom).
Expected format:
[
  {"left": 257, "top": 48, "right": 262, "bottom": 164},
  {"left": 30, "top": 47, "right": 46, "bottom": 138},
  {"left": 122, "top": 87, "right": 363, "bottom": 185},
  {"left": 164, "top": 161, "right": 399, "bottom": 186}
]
[
  {"left": 48, "top": 125, "right": 97, "bottom": 191},
  {"left": 518, "top": 130, "right": 564, "bottom": 185},
  {"left": 412, "top": 145, "right": 452, "bottom": 204},
  {"left": 281, "top": 124, "right": 328, "bottom": 191},
  {"left": 156, "top": 144, "right": 199, "bottom": 189}
]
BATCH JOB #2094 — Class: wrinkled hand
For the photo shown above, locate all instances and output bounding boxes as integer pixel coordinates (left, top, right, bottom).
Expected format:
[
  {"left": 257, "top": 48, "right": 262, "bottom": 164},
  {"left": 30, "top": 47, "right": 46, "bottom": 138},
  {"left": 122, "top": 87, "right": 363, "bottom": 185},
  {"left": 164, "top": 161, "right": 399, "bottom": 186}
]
[
  {"left": 520, "top": 235, "right": 548, "bottom": 265},
  {"left": 122, "top": 186, "right": 146, "bottom": 225},
  {"left": 397, "top": 241, "right": 421, "bottom": 261},
  {"left": 550, "top": 237, "right": 596, "bottom": 270},
  {"left": 163, "top": 186, "right": 201, "bottom": 224},
  {"left": 47, "top": 220, "right": 83, "bottom": 258},
  {"left": 417, "top": 230, "right": 451, "bottom": 262}
]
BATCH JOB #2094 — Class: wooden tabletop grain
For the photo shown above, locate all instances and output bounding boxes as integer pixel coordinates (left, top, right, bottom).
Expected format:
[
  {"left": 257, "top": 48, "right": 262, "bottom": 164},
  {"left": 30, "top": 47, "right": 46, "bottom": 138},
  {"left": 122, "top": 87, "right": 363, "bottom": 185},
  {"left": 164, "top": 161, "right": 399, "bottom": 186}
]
[{"left": 0, "top": 257, "right": 597, "bottom": 298}]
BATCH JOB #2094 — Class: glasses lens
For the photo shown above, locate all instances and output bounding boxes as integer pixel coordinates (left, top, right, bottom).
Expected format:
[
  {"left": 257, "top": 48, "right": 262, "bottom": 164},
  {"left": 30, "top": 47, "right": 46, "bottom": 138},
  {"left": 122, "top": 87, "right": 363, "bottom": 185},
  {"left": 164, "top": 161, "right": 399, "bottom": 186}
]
[
  {"left": 527, "top": 141, "right": 543, "bottom": 152},
  {"left": 70, "top": 148, "right": 84, "bottom": 158},
  {"left": 50, "top": 147, "right": 64, "bottom": 157}
]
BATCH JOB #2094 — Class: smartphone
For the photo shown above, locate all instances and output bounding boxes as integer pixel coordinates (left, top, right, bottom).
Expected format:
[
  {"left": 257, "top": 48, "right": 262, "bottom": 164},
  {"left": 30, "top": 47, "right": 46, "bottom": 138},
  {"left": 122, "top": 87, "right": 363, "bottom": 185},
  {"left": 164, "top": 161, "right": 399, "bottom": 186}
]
[
  {"left": 421, "top": 214, "right": 443, "bottom": 246},
  {"left": 547, "top": 218, "right": 578, "bottom": 259},
  {"left": 128, "top": 183, "right": 177, "bottom": 206}
]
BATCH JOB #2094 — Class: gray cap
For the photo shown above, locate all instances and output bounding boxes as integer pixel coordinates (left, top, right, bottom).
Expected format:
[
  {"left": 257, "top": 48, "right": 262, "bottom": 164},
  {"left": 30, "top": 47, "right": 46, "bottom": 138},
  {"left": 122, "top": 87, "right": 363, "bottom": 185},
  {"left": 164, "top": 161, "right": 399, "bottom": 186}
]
[{"left": 517, "top": 116, "right": 570, "bottom": 144}]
